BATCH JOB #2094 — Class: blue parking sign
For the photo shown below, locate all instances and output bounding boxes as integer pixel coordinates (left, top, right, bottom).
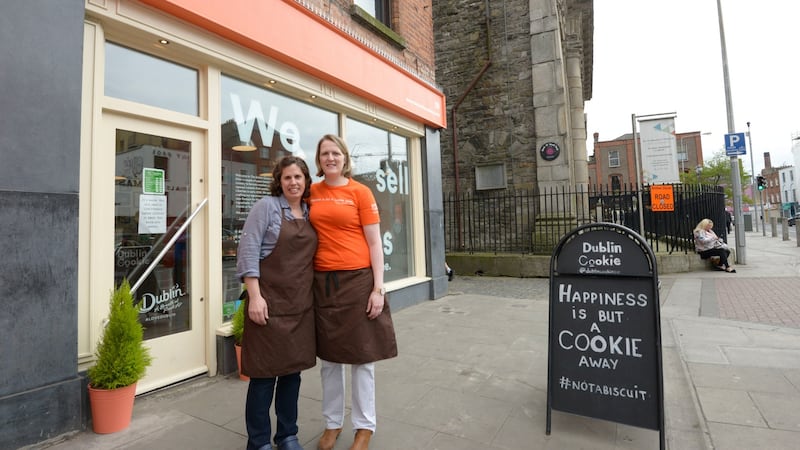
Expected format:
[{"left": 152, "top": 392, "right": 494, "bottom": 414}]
[{"left": 725, "top": 133, "right": 746, "bottom": 156}]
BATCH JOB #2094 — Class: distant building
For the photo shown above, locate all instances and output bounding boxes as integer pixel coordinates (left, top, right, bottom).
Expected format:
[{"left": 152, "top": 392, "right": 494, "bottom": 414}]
[
  {"left": 761, "top": 152, "right": 796, "bottom": 218},
  {"left": 778, "top": 167, "right": 797, "bottom": 217},
  {"left": 588, "top": 131, "right": 705, "bottom": 189}
]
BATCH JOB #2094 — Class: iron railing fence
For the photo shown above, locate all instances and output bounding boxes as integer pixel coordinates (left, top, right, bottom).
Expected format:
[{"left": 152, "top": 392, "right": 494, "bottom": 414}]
[{"left": 443, "top": 184, "right": 727, "bottom": 255}]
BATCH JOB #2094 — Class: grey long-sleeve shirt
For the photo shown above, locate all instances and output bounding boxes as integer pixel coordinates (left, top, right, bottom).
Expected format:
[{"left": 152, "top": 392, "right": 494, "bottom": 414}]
[{"left": 235, "top": 194, "right": 310, "bottom": 280}]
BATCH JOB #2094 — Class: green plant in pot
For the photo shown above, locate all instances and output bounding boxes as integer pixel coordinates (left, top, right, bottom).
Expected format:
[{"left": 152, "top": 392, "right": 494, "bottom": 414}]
[
  {"left": 231, "top": 298, "right": 248, "bottom": 381},
  {"left": 87, "top": 279, "right": 152, "bottom": 433}
]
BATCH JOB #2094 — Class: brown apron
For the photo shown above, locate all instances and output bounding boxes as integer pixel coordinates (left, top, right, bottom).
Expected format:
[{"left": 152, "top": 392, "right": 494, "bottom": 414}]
[
  {"left": 313, "top": 268, "right": 398, "bottom": 364},
  {"left": 241, "top": 215, "right": 317, "bottom": 378}
]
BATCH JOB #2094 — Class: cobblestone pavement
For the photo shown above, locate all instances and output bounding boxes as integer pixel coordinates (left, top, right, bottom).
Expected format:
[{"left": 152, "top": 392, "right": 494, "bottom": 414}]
[
  {"left": 446, "top": 274, "right": 549, "bottom": 300},
  {"left": 714, "top": 277, "right": 800, "bottom": 328},
  {"left": 448, "top": 264, "right": 800, "bottom": 330}
]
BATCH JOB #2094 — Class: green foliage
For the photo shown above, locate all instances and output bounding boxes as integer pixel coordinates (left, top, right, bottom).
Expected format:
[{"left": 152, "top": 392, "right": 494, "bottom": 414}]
[
  {"left": 231, "top": 297, "right": 245, "bottom": 346},
  {"left": 88, "top": 279, "right": 152, "bottom": 390},
  {"left": 679, "top": 151, "right": 753, "bottom": 204}
]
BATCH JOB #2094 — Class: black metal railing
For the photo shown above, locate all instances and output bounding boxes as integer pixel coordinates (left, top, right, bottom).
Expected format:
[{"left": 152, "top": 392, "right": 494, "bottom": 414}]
[{"left": 443, "top": 184, "right": 727, "bottom": 255}]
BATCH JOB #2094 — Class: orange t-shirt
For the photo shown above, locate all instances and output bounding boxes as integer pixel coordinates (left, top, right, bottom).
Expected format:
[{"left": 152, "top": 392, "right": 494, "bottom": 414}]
[{"left": 309, "top": 179, "right": 380, "bottom": 271}]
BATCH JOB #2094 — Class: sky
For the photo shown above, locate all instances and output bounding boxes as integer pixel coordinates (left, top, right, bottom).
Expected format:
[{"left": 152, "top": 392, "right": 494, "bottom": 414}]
[{"left": 584, "top": 0, "right": 800, "bottom": 176}]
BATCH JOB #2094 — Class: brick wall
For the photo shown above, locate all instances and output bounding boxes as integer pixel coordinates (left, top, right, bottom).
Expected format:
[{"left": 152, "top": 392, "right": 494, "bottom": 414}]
[{"left": 301, "top": 0, "right": 436, "bottom": 84}]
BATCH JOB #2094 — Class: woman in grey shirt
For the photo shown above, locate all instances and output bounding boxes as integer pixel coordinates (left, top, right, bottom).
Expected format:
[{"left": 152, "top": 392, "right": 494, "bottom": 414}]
[{"left": 235, "top": 156, "right": 318, "bottom": 450}]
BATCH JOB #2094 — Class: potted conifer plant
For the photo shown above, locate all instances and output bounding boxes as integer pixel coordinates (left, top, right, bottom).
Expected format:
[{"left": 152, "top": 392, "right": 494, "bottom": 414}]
[
  {"left": 231, "top": 299, "right": 248, "bottom": 381},
  {"left": 87, "top": 279, "right": 152, "bottom": 434}
]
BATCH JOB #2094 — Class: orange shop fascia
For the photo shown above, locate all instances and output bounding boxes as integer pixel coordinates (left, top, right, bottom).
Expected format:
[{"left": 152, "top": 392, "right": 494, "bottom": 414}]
[{"left": 140, "top": 0, "right": 447, "bottom": 129}]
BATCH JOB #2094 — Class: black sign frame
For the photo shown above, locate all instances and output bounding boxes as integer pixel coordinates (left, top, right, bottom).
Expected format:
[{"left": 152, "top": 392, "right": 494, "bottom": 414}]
[
  {"left": 546, "top": 223, "right": 664, "bottom": 450},
  {"left": 539, "top": 142, "right": 560, "bottom": 161}
]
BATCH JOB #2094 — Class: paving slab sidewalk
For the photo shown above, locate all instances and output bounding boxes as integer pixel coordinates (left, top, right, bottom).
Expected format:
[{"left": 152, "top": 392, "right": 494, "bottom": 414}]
[{"left": 31, "top": 230, "right": 800, "bottom": 450}]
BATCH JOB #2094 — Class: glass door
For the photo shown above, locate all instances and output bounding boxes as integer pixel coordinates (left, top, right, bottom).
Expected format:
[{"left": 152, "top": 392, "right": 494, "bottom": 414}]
[{"left": 106, "top": 113, "right": 207, "bottom": 393}]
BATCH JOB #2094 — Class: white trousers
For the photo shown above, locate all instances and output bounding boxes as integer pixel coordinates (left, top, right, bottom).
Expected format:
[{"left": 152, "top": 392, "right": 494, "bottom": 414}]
[{"left": 320, "top": 359, "right": 376, "bottom": 432}]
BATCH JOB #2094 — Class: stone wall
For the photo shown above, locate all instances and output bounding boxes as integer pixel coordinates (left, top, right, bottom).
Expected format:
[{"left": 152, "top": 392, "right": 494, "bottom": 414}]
[
  {"left": 434, "top": 0, "right": 592, "bottom": 194},
  {"left": 446, "top": 251, "right": 723, "bottom": 278},
  {"left": 0, "top": 1, "right": 85, "bottom": 448},
  {"left": 434, "top": 0, "right": 594, "bottom": 252},
  {"left": 433, "top": 0, "right": 539, "bottom": 193}
]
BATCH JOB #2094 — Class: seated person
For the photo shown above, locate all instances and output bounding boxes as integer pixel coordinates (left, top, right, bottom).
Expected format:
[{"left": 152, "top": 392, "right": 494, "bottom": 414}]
[{"left": 693, "top": 219, "right": 735, "bottom": 273}]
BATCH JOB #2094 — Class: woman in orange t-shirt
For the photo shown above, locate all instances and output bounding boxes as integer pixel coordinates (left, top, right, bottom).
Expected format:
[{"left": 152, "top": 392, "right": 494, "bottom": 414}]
[{"left": 309, "top": 134, "right": 397, "bottom": 450}]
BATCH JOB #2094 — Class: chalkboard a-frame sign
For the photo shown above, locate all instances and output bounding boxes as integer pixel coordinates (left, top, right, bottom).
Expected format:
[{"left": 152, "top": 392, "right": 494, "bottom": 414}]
[{"left": 546, "top": 223, "right": 664, "bottom": 450}]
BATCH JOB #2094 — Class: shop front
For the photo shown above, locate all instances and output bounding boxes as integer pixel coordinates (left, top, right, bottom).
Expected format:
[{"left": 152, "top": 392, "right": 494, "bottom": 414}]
[{"left": 80, "top": 0, "right": 447, "bottom": 395}]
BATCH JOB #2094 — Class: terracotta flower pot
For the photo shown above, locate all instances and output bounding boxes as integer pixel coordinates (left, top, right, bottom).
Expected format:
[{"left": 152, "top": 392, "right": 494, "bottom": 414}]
[
  {"left": 234, "top": 344, "right": 249, "bottom": 381},
  {"left": 87, "top": 382, "right": 137, "bottom": 434}
]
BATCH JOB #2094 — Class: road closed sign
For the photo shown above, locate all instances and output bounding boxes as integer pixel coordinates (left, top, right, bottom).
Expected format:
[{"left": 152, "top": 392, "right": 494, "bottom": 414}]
[{"left": 650, "top": 185, "right": 674, "bottom": 212}]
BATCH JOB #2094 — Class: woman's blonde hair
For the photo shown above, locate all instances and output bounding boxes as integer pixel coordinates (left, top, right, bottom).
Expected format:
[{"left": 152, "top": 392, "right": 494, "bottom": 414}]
[
  {"left": 694, "top": 218, "right": 713, "bottom": 233},
  {"left": 315, "top": 134, "right": 352, "bottom": 178}
]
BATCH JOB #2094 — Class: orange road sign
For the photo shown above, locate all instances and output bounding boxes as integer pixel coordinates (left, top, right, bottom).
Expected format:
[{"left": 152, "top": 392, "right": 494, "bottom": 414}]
[{"left": 650, "top": 185, "right": 674, "bottom": 212}]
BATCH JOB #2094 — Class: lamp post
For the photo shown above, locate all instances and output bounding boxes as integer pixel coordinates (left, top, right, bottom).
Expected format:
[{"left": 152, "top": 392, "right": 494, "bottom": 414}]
[{"left": 716, "top": 0, "right": 746, "bottom": 264}]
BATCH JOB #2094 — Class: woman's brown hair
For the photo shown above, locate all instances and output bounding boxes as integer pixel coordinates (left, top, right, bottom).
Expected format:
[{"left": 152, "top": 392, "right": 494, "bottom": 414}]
[{"left": 269, "top": 155, "right": 312, "bottom": 199}]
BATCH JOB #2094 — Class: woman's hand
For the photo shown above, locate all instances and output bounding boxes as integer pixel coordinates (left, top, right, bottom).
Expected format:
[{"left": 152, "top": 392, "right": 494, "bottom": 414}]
[
  {"left": 248, "top": 293, "right": 269, "bottom": 325},
  {"left": 366, "top": 291, "right": 385, "bottom": 320}
]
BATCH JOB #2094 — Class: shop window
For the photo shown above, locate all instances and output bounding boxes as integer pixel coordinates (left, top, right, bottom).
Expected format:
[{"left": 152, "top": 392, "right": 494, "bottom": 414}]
[
  {"left": 219, "top": 74, "right": 417, "bottom": 316},
  {"left": 104, "top": 41, "right": 198, "bottom": 116},
  {"left": 346, "top": 118, "right": 412, "bottom": 283},
  {"left": 219, "top": 74, "right": 338, "bottom": 319}
]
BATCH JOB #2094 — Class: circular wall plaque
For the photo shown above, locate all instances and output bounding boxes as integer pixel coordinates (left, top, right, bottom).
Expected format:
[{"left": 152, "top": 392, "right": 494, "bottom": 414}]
[{"left": 540, "top": 142, "right": 560, "bottom": 161}]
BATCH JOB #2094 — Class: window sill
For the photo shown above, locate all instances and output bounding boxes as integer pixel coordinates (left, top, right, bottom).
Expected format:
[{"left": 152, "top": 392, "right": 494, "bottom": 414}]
[{"left": 350, "top": 5, "right": 406, "bottom": 50}]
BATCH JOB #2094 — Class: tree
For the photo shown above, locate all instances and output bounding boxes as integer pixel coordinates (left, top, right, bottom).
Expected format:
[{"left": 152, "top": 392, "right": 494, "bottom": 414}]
[{"left": 679, "top": 151, "right": 752, "bottom": 204}]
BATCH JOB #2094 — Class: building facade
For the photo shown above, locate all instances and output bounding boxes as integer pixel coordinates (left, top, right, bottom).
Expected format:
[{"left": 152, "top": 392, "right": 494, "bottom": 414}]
[
  {"left": 760, "top": 152, "right": 796, "bottom": 219},
  {"left": 0, "top": 1, "right": 447, "bottom": 447},
  {"left": 778, "top": 167, "right": 797, "bottom": 217},
  {"left": 589, "top": 131, "right": 705, "bottom": 189},
  {"left": 433, "top": 0, "right": 594, "bottom": 196}
]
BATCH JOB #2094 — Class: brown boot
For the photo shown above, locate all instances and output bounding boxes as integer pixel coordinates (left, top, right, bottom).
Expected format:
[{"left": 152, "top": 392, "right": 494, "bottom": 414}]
[
  {"left": 317, "top": 428, "right": 342, "bottom": 450},
  {"left": 349, "top": 429, "right": 372, "bottom": 450}
]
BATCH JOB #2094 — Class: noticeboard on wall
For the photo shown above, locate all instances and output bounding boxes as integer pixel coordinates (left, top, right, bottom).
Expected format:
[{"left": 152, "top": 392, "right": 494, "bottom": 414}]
[{"left": 546, "top": 223, "right": 664, "bottom": 449}]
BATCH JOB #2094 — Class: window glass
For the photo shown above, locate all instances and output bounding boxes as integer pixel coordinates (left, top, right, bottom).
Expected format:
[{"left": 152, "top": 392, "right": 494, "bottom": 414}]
[
  {"left": 475, "top": 164, "right": 507, "bottom": 190},
  {"left": 114, "top": 130, "right": 192, "bottom": 339},
  {"left": 346, "top": 118, "right": 412, "bottom": 282},
  {"left": 355, "top": 0, "right": 391, "bottom": 26},
  {"left": 219, "top": 75, "right": 338, "bottom": 319},
  {"left": 611, "top": 175, "right": 621, "bottom": 192},
  {"left": 608, "top": 150, "right": 620, "bottom": 168},
  {"left": 355, "top": 0, "right": 377, "bottom": 16},
  {"left": 105, "top": 42, "right": 198, "bottom": 116}
]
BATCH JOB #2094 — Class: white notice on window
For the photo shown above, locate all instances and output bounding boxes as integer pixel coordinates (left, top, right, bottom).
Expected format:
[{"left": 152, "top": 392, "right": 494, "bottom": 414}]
[{"left": 139, "top": 194, "right": 167, "bottom": 234}]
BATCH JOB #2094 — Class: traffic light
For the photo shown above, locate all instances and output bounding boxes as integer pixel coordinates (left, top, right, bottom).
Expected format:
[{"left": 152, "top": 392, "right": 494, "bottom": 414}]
[{"left": 757, "top": 175, "right": 766, "bottom": 191}]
